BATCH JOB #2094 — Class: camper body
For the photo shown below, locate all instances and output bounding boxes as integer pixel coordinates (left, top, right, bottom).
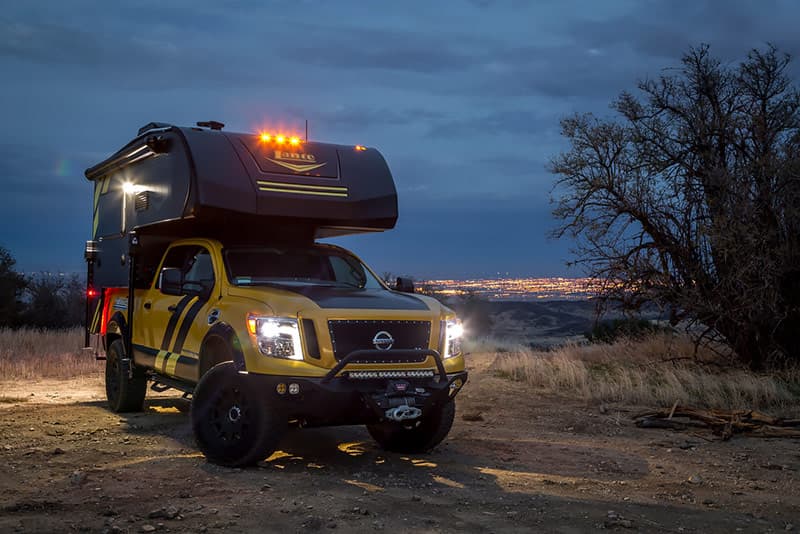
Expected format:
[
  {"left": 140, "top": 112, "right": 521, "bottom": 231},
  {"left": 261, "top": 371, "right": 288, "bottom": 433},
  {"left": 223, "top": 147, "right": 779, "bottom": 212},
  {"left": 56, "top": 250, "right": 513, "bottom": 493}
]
[{"left": 84, "top": 122, "right": 467, "bottom": 466}]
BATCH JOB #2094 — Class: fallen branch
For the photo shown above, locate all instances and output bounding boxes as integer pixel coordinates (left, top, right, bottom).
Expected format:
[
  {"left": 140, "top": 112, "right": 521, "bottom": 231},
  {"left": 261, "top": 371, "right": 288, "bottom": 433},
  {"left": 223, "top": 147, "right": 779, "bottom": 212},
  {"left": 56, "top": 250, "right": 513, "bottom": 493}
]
[{"left": 633, "top": 406, "right": 800, "bottom": 440}]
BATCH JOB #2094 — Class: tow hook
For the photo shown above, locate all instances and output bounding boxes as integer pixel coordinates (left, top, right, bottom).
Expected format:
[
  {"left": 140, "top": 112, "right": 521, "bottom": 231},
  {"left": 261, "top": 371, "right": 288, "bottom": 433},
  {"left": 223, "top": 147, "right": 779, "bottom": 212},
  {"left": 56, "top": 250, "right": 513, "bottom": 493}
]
[{"left": 385, "top": 405, "right": 422, "bottom": 422}]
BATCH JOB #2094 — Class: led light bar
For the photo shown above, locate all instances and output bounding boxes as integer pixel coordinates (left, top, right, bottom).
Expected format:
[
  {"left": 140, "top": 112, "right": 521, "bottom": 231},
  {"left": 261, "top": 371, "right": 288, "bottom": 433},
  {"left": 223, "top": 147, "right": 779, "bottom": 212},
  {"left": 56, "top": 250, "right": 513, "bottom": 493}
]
[{"left": 347, "top": 370, "right": 436, "bottom": 380}]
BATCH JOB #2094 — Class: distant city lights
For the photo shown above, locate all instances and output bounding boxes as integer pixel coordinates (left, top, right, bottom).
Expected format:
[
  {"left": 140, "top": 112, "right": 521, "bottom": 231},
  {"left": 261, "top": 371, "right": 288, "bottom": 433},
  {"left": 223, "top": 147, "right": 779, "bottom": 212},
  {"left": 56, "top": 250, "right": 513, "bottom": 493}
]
[{"left": 420, "top": 277, "right": 601, "bottom": 301}]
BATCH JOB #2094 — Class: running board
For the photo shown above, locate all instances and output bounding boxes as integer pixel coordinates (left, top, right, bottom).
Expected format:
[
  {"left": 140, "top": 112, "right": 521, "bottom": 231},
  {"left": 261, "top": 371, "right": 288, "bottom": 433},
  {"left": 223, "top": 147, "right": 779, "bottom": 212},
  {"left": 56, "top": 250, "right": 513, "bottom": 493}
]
[{"left": 148, "top": 372, "right": 194, "bottom": 394}]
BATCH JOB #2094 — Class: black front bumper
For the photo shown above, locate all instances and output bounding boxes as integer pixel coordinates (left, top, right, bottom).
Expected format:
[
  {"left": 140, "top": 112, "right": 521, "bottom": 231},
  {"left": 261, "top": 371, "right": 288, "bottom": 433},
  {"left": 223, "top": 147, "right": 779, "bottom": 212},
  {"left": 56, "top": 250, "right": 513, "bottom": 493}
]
[{"left": 244, "top": 349, "right": 468, "bottom": 427}]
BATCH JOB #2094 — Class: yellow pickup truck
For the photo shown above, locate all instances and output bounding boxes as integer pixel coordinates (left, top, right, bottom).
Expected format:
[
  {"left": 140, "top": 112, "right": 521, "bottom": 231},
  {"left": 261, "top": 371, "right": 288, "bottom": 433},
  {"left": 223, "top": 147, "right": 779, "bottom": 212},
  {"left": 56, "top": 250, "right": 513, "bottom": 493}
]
[{"left": 83, "top": 121, "right": 467, "bottom": 466}]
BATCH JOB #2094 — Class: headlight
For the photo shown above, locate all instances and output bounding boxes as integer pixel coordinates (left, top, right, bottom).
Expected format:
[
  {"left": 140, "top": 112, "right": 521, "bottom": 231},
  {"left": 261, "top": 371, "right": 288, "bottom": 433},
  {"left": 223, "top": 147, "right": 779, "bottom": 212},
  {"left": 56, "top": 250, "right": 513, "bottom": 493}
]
[
  {"left": 443, "top": 318, "right": 463, "bottom": 358},
  {"left": 247, "top": 315, "right": 303, "bottom": 360}
]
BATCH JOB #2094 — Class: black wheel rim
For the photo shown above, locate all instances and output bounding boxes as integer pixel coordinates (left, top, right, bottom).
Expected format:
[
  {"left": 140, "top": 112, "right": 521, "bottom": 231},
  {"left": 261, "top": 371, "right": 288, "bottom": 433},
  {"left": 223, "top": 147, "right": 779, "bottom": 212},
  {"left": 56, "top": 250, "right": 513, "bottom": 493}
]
[{"left": 209, "top": 387, "right": 250, "bottom": 442}]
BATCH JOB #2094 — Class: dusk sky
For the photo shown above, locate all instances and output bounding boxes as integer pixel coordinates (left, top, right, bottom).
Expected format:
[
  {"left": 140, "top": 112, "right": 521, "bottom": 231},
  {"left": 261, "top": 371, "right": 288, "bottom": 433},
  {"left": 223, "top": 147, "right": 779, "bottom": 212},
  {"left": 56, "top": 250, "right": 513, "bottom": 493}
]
[{"left": 2, "top": 1, "right": 799, "bottom": 278}]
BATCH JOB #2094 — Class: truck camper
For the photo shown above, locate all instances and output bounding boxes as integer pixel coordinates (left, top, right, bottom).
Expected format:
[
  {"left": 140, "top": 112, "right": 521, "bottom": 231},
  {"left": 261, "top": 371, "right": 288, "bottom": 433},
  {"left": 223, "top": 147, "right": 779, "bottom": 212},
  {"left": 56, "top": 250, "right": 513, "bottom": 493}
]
[{"left": 83, "top": 121, "right": 467, "bottom": 466}]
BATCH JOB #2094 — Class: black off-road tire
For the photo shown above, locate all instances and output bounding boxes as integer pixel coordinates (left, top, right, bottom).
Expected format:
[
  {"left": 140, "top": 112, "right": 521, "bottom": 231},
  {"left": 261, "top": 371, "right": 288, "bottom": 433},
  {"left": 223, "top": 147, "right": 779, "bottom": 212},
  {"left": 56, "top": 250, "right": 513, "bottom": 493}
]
[
  {"left": 367, "top": 400, "right": 456, "bottom": 453},
  {"left": 191, "top": 362, "right": 286, "bottom": 467},
  {"left": 105, "top": 339, "right": 147, "bottom": 413}
]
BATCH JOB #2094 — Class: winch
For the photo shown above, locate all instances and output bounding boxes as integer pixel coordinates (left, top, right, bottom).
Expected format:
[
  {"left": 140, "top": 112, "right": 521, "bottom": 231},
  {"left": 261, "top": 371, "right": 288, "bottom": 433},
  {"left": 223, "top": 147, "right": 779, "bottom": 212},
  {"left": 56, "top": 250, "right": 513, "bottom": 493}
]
[{"left": 385, "top": 405, "right": 422, "bottom": 422}]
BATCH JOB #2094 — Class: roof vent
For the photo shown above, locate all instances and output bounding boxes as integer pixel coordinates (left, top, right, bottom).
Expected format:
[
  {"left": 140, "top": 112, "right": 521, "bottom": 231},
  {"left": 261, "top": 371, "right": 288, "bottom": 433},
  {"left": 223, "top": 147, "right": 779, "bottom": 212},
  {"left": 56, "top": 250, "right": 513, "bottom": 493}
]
[{"left": 197, "top": 120, "right": 225, "bottom": 131}]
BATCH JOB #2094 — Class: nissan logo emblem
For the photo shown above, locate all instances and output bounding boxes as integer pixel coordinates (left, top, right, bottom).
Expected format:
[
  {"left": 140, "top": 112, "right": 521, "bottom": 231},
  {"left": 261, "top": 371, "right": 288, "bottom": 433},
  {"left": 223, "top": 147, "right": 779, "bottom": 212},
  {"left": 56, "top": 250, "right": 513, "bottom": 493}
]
[{"left": 372, "top": 330, "right": 394, "bottom": 350}]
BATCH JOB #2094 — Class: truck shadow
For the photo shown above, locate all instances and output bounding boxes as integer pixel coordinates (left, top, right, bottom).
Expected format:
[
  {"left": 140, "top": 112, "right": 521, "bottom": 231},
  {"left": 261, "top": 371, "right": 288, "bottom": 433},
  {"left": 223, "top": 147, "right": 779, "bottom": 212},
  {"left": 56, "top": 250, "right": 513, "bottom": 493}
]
[
  {"left": 266, "top": 425, "right": 650, "bottom": 488},
  {"left": 81, "top": 397, "right": 197, "bottom": 448},
  {"left": 89, "top": 396, "right": 650, "bottom": 488}
]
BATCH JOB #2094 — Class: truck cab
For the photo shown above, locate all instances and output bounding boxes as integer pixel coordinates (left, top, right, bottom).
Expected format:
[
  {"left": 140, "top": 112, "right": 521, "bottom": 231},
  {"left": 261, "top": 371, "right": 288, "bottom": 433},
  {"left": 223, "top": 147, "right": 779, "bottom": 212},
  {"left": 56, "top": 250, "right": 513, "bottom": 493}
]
[{"left": 84, "top": 122, "right": 467, "bottom": 466}]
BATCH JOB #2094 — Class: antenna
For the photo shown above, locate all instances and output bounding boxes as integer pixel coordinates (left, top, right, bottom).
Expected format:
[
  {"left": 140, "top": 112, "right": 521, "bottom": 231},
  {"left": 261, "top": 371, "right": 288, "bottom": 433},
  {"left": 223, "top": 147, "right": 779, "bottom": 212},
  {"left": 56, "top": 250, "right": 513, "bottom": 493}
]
[{"left": 305, "top": 120, "right": 308, "bottom": 142}]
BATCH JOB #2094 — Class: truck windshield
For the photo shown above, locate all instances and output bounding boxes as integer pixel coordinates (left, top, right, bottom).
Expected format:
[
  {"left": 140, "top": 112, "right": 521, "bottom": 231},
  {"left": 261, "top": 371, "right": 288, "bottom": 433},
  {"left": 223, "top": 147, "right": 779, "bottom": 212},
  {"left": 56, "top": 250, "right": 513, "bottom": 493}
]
[{"left": 224, "top": 247, "right": 385, "bottom": 289}]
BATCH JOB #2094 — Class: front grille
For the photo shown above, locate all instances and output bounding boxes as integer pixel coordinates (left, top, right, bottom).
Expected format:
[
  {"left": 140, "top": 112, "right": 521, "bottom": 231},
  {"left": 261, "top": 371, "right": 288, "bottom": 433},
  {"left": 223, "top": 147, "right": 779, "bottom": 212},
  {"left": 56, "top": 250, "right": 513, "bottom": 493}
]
[{"left": 328, "top": 320, "right": 431, "bottom": 362}]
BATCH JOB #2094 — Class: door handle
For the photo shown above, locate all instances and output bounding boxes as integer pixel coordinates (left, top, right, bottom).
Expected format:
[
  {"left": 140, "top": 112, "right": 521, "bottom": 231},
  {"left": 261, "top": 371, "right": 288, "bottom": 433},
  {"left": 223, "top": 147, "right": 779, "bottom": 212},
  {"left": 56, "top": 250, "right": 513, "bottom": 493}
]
[
  {"left": 144, "top": 301, "right": 152, "bottom": 310},
  {"left": 168, "top": 304, "right": 178, "bottom": 312}
]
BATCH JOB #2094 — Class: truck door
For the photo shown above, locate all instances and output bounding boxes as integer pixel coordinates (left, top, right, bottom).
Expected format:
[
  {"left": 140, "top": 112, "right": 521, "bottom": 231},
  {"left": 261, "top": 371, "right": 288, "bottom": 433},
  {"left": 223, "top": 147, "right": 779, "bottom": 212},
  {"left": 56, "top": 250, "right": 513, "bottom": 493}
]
[{"left": 136, "top": 244, "right": 217, "bottom": 382}]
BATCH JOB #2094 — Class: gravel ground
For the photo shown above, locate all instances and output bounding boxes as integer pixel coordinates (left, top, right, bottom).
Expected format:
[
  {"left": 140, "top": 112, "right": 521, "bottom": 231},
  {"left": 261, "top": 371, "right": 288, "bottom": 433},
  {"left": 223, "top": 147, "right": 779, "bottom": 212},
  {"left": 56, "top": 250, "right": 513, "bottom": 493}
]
[{"left": 1, "top": 353, "right": 798, "bottom": 533}]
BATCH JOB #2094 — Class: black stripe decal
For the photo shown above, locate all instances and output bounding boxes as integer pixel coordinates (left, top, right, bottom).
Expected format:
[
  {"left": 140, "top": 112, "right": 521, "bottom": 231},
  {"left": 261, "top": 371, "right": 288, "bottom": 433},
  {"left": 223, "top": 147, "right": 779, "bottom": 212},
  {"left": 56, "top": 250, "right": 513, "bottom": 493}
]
[
  {"left": 171, "top": 298, "right": 207, "bottom": 355},
  {"left": 176, "top": 355, "right": 198, "bottom": 369},
  {"left": 133, "top": 344, "right": 158, "bottom": 356},
  {"left": 160, "top": 295, "right": 193, "bottom": 350}
]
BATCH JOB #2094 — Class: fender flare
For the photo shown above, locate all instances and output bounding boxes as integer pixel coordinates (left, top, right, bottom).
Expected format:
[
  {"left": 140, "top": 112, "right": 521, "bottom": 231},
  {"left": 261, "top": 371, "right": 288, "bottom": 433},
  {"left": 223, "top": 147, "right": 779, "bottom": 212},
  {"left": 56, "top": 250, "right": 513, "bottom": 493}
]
[
  {"left": 107, "top": 311, "right": 128, "bottom": 338},
  {"left": 200, "top": 322, "right": 246, "bottom": 373}
]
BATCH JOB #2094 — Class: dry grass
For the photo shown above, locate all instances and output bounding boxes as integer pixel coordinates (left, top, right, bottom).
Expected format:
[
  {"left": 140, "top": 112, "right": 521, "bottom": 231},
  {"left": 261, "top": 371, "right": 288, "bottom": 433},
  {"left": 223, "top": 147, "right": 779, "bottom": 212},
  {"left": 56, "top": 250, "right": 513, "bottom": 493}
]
[
  {"left": 490, "top": 334, "right": 800, "bottom": 412},
  {"left": 0, "top": 328, "right": 102, "bottom": 380}
]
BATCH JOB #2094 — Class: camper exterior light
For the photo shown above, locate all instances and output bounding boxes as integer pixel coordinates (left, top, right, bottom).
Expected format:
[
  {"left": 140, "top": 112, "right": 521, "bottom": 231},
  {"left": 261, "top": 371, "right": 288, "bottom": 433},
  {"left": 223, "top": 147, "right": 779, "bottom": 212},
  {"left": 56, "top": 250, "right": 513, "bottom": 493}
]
[
  {"left": 257, "top": 132, "right": 303, "bottom": 145},
  {"left": 122, "top": 182, "right": 146, "bottom": 195}
]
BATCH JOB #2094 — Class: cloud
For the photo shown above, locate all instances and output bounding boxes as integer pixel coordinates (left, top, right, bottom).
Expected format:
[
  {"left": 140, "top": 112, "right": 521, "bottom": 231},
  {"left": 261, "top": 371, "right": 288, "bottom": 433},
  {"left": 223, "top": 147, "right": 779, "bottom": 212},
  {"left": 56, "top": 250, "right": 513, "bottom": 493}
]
[
  {"left": 427, "top": 108, "right": 559, "bottom": 138},
  {"left": 293, "top": 105, "right": 448, "bottom": 132},
  {"left": 0, "top": 4, "right": 498, "bottom": 96},
  {"left": 0, "top": 143, "right": 90, "bottom": 196},
  {"left": 458, "top": 1, "right": 800, "bottom": 103},
  {"left": 0, "top": 143, "right": 91, "bottom": 272},
  {"left": 466, "top": 43, "right": 650, "bottom": 102},
  {"left": 0, "top": 15, "right": 269, "bottom": 91},
  {"left": 334, "top": 198, "right": 570, "bottom": 278},
  {"left": 567, "top": 0, "right": 800, "bottom": 63},
  {"left": 0, "top": 20, "right": 100, "bottom": 65},
  {"left": 284, "top": 27, "right": 486, "bottom": 75}
]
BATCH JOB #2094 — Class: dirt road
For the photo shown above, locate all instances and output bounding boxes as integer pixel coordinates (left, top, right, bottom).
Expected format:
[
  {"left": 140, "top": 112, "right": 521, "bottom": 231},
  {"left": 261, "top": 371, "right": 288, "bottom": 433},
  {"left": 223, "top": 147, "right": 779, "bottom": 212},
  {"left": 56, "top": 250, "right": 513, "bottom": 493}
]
[{"left": 1, "top": 354, "right": 798, "bottom": 533}]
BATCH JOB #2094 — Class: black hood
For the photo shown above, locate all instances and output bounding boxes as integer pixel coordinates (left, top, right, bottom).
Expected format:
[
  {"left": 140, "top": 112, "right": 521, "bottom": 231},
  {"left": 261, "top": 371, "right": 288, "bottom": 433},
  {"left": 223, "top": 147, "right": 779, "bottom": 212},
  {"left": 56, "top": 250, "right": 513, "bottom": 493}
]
[{"left": 259, "top": 283, "right": 430, "bottom": 310}]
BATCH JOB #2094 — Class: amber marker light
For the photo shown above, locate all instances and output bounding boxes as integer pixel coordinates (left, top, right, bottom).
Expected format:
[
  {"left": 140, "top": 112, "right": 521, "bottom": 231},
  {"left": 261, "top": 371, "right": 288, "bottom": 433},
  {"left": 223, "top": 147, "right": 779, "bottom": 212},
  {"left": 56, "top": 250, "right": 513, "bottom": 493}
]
[
  {"left": 259, "top": 133, "right": 271, "bottom": 142},
  {"left": 355, "top": 145, "right": 367, "bottom": 151},
  {"left": 289, "top": 136, "right": 300, "bottom": 146},
  {"left": 247, "top": 317, "right": 257, "bottom": 335},
  {"left": 275, "top": 135, "right": 286, "bottom": 144}
]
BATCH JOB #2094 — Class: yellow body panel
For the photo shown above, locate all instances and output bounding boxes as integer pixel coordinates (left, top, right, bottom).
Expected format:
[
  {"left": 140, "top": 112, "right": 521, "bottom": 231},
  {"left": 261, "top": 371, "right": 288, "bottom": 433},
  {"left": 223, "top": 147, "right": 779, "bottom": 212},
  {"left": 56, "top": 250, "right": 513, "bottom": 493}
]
[{"left": 118, "top": 238, "right": 465, "bottom": 382}]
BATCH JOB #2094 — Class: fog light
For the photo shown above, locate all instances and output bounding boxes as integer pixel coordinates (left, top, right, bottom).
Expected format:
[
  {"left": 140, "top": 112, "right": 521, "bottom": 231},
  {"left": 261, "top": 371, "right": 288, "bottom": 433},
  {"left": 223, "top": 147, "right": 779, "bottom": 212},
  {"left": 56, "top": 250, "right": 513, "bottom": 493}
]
[
  {"left": 276, "top": 383, "right": 287, "bottom": 395},
  {"left": 288, "top": 383, "right": 300, "bottom": 395}
]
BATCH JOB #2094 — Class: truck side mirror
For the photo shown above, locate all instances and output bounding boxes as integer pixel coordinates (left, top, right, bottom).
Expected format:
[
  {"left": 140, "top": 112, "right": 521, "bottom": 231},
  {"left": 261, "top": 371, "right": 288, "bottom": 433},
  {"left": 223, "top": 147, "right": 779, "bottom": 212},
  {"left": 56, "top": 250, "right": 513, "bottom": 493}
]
[
  {"left": 395, "top": 277, "right": 415, "bottom": 293},
  {"left": 160, "top": 267, "right": 183, "bottom": 296}
]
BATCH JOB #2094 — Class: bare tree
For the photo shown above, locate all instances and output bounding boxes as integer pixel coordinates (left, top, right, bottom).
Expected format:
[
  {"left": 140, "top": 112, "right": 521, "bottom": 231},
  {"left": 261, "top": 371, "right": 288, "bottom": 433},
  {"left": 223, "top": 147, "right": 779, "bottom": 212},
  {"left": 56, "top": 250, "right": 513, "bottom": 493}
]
[
  {"left": 22, "top": 273, "right": 85, "bottom": 328},
  {"left": 0, "top": 245, "right": 26, "bottom": 327},
  {"left": 551, "top": 45, "right": 800, "bottom": 369},
  {"left": 23, "top": 274, "right": 67, "bottom": 328}
]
